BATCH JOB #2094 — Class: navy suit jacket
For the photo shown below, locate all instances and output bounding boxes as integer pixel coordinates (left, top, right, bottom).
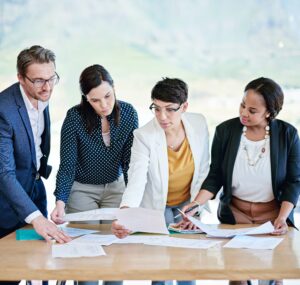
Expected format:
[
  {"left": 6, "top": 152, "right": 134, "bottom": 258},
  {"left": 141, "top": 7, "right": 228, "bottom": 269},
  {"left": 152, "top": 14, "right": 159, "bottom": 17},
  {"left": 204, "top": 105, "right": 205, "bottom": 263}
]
[
  {"left": 202, "top": 117, "right": 300, "bottom": 226},
  {"left": 0, "top": 83, "right": 52, "bottom": 229}
]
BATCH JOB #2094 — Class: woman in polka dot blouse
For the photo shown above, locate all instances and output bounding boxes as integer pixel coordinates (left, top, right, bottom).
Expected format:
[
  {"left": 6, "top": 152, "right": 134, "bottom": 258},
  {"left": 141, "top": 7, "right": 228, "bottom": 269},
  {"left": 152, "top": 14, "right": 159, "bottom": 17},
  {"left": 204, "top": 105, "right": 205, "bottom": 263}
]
[{"left": 51, "top": 64, "right": 138, "bottom": 229}]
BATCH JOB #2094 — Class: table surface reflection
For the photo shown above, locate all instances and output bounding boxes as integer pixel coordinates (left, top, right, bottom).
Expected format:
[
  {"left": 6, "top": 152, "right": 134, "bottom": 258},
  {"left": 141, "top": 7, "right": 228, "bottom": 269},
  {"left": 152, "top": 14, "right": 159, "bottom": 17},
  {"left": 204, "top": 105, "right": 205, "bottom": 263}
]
[{"left": 0, "top": 223, "right": 299, "bottom": 281}]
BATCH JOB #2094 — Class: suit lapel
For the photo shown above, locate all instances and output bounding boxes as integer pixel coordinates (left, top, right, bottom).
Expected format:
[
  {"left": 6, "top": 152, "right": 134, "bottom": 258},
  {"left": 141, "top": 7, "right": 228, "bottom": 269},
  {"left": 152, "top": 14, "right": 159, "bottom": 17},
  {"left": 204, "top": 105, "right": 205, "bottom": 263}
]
[
  {"left": 270, "top": 120, "right": 278, "bottom": 194},
  {"left": 153, "top": 119, "right": 169, "bottom": 198},
  {"left": 226, "top": 120, "right": 243, "bottom": 189},
  {"left": 14, "top": 85, "right": 37, "bottom": 168},
  {"left": 181, "top": 115, "right": 198, "bottom": 188}
]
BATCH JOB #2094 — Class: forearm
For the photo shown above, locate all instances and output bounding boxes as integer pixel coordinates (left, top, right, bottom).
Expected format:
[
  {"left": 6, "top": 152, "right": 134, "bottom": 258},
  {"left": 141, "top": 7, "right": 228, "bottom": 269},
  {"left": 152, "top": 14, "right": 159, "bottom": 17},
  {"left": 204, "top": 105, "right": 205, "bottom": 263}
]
[
  {"left": 278, "top": 201, "right": 294, "bottom": 220},
  {"left": 194, "top": 189, "right": 215, "bottom": 205}
]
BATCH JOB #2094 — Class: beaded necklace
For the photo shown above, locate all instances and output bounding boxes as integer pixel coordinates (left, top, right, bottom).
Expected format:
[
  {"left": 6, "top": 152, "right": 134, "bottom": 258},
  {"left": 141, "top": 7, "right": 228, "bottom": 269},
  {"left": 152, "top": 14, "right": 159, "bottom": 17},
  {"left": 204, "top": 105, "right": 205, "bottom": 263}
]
[{"left": 241, "top": 125, "right": 270, "bottom": 166}]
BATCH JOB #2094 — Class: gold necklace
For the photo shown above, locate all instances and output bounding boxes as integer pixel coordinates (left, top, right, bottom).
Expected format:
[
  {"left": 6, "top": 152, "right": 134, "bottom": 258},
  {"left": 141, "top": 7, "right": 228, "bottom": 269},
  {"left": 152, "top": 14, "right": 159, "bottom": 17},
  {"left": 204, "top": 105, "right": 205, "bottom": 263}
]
[{"left": 241, "top": 125, "right": 270, "bottom": 166}]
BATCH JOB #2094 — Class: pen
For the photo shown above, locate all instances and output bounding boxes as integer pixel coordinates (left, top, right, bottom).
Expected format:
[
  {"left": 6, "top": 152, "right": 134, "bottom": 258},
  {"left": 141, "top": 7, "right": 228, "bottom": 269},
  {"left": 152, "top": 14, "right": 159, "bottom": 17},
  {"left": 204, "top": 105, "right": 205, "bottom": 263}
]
[{"left": 174, "top": 204, "right": 200, "bottom": 219}]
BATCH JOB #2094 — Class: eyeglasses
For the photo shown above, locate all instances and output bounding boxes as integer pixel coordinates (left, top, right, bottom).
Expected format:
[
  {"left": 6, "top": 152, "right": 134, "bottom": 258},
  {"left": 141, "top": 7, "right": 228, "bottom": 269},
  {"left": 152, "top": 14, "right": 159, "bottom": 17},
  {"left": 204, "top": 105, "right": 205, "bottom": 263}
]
[
  {"left": 25, "top": 73, "right": 60, "bottom": 89},
  {"left": 149, "top": 103, "right": 182, "bottom": 115}
]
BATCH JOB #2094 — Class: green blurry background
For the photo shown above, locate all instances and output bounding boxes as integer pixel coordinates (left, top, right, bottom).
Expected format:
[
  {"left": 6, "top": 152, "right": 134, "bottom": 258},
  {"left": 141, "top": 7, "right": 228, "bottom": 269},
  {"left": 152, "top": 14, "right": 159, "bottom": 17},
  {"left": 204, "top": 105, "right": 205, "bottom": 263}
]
[{"left": 1, "top": 0, "right": 299, "bottom": 215}]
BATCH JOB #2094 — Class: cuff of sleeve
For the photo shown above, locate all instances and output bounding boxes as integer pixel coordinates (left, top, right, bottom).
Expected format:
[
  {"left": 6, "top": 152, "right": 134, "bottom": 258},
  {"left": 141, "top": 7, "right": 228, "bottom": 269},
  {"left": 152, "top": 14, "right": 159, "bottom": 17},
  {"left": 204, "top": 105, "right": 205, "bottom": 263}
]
[{"left": 25, "top": 210, "right": 43, "bottom": 224}]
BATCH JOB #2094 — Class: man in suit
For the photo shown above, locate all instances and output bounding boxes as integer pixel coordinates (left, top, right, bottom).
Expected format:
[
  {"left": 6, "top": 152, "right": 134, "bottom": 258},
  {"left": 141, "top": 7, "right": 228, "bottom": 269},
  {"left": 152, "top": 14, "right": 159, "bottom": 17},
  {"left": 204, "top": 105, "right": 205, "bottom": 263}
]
[{"left": 0, "top": 45, "right": 71, "bottom": 244}]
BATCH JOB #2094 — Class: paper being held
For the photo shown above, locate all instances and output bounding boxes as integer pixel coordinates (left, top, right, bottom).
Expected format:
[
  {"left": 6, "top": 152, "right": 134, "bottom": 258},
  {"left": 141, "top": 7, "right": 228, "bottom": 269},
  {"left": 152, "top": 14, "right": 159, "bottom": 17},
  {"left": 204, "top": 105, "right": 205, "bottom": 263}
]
[
  {"left": 115, "top": 207, "right": 169, "bottom": 235},
  {"left": 63, "top": 208, "right": 118, "bottom": 222}
]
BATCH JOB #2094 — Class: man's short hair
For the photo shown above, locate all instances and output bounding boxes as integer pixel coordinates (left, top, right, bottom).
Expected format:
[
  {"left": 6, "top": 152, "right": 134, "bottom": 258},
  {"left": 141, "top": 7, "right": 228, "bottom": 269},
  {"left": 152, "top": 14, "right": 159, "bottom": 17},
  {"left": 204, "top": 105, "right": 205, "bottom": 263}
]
[{"left": 17, "top": 45, "right": 56, "bottom": 77}]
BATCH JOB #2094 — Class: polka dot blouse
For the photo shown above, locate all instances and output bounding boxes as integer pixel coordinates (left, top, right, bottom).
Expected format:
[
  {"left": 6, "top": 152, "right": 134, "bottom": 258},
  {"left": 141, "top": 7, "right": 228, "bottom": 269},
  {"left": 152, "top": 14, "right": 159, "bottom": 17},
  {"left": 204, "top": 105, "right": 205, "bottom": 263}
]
[{"left": 54, "top": 100, "right": 139, "bottom": 203}]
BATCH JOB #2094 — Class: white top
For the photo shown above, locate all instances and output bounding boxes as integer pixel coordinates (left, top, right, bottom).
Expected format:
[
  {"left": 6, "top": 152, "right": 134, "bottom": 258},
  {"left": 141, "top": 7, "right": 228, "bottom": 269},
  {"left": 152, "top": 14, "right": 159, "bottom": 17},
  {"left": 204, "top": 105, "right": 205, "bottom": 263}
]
[
  {"left": 20, "top": 85, "right": 48, "bottom": 171},
  {"left": 102, "top": 131, "right": 111, "bottom": 147},
  {"left": 232, "top": 135, "right": 274, "bottom": 202},
  {"left": 20, "top": 85, "right": 48, "bottom": 224},
  {"left": 120, "top": 113, "right": 210, "bottom": 210}
]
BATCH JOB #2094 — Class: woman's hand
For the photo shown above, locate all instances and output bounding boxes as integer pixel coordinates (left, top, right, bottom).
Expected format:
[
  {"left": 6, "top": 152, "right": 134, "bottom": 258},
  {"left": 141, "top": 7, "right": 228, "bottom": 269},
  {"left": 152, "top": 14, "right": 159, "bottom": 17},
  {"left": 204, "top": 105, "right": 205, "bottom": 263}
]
[
  {"left": 272, "top": 216, "right": 289, "bottom": 235},
  {"left": 50, "top": 200, "right": 66, "bottom": 224},
  {"left": 180, "top": 201, "right": 200, "bottom": 221},
  {"left": 111, "top": 220, "right": 132, "bottom": 239},
  {"left": 175, "top": 219, "right": 200, "bottom": 230}
]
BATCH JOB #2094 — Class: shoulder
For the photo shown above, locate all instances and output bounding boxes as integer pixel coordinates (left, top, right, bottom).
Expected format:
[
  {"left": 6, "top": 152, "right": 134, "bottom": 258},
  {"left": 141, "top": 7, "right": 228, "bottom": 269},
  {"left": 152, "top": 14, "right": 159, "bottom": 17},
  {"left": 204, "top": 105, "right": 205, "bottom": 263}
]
[
  {"left": 62, "top": 105, "right": 82, "bottom": 125},
  {"left": 183, "top": 112, "right": 207, "bottom": 127},
  {"left": 0, "top": 83, "right": 19, "bottom": 105},
  {"left": 217, "top": 117, "right": 240, "bottom": 129},
  {"left": 133, "top": 118, "right": 157, "bottom": 140},
  {"left": 272, "top": 119, "right": 299, "bottom": 137},
  {"left": 118, "top": 100, "right": 137, "bottom": 116},
  {"left": 65, "top": 105, "right": 81, "bottom": 118},
  {"left": 215, "top": 117, "right": 241, "bottom": 133}
]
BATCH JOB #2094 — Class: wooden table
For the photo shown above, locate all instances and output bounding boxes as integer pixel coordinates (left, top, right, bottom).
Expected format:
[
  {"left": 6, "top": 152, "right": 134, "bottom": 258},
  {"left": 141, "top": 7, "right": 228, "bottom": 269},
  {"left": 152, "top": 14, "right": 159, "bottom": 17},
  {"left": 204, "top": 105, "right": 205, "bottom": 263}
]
[{"left": 0, "top": 224, "right": 300, "bottom": 281}]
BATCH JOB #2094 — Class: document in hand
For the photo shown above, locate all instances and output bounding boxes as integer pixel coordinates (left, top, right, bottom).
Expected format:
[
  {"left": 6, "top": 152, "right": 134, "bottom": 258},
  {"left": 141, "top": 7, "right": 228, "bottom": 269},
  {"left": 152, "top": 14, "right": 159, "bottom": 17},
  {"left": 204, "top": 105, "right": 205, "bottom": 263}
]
[
  {"left": 63, "top": 208, "right": 118, "bottom": 222},
  {"left": 188, "top": 216, "right": 275, "bottom": 238},
  {"left": 115, "top": 207, "right": 169, "bottom": 235}
]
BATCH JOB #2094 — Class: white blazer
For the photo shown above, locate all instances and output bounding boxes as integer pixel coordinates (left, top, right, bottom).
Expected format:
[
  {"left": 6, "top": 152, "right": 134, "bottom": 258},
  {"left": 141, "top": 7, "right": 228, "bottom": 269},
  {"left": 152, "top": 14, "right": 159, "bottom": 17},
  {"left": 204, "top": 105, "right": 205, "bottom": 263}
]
[{"left": 120, "top": 112, "right": 210, "bottom": 211}]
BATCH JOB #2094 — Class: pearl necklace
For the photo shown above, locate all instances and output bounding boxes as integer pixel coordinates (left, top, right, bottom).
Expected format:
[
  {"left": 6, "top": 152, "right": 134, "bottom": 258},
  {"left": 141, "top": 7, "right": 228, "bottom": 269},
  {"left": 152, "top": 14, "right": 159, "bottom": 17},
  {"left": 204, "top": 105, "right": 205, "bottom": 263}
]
[{"left": 241, "top": 125, "right": 270, "bottom": 166}]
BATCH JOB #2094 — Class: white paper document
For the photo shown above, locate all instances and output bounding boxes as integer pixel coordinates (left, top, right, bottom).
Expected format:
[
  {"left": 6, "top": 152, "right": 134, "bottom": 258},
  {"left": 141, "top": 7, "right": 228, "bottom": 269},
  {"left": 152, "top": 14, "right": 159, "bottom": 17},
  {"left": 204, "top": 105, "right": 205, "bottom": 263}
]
[
  {"left": 59, "top": 227, "right": 100, "bottom": 237},
  {"left": 113, "top": 235, "right": 220, "bottom": 249},
  {"left": 223, "top": 235, "right": 284, "bottom": 250},
  {"left": 115, "top": 207, "right": 169, "bottom": 235},
  {"left": 63, "top": 208, "right": 118, "bottom": 222},
  {"left": 144, "top": 236, "right": 222, "bottom": 249},
  {"left": 52, "top": 242, "right": 106, "bottom": 258},
  {"left": 188, "top": 217, "right": 275, "bottom": 238},
  {"left": 71, "top": 234, "right": 118, "bottom": 246}
]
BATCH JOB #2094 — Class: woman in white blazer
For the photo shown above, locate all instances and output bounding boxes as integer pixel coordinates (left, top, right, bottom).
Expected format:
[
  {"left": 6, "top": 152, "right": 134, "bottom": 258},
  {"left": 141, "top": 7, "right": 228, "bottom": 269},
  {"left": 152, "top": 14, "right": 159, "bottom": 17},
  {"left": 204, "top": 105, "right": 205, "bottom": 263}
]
[
  {"left": 112, "top": 78, "right": 209, "bottom": 285},
  {"left": 114, "top": 76, "right": 209, "bottom": 221},
  {"left": 120, "top": 109, "right": 209, "bottom": 213}
]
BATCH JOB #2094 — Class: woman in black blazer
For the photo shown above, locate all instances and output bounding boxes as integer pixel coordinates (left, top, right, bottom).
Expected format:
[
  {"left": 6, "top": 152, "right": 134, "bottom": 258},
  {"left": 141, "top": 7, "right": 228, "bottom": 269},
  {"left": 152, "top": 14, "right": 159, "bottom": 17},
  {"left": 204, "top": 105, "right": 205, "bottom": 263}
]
[
  {"left": 181, "top": 77, "right": 300, "bottom": 235},
  {"left": 181, "top": 77, "right": 300, "bottom": 285}
]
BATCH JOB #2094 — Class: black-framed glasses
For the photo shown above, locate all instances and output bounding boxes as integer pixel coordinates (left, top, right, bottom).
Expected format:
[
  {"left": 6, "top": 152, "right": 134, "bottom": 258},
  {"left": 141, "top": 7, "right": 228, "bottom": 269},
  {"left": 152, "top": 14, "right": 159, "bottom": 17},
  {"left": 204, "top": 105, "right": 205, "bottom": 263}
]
[
  {"left": 149, "top": 103, "right": 182, "bottom": 115},
  {"left": 25, "top": 72, "right": 60, "bottom": 89}
]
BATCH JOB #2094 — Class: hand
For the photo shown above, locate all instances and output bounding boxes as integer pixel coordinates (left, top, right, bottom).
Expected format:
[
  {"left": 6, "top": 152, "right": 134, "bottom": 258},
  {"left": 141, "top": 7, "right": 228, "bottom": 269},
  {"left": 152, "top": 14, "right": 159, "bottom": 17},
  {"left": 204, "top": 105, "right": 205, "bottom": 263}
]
[
  {"left": 180, "top": 201, "right": 199, "bottom": 220},
  {"left": 175, "top": 220, "right": 200, "bottom": 230},
  {"left": 111, "top": 220, "right": 132, "bottom": 239},
  {"left": 51, "top": 200, "right": 66, "bottom": 224},
  {"left": 32, "top": 215, "right": 72, "bottom": 243},
  {"left": 272, "top": 216, "right": 289, "bottom": 235}
]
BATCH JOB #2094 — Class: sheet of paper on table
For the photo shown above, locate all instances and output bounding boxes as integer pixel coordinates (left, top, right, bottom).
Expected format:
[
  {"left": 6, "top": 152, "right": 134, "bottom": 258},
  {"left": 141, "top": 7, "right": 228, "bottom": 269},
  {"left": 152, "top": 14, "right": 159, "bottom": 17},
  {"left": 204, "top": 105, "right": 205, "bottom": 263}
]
[{"left": 188, "top": 216, "right": 275, "bottom": 238}]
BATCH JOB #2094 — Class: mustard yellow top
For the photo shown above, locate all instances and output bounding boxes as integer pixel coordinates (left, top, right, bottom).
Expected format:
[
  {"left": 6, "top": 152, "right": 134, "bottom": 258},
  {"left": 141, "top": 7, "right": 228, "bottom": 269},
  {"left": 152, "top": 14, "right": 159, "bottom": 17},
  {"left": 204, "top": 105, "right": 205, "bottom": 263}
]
[{"left": 167, "top": 137, "right": 195, "bottom": 206}]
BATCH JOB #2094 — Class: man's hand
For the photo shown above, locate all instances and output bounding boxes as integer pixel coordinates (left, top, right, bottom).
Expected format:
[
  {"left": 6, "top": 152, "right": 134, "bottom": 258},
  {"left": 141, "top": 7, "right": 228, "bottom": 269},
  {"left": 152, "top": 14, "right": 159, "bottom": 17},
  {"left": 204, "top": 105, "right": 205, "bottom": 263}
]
[
  {"left": 111, "top": 220, "right": 132, "bottom": 239},
  {"left": 50, "top": 200, "right": 66, "bottom": 224},
  {"left": 32, "top": 215, "right": 71, "bottom": 243}
]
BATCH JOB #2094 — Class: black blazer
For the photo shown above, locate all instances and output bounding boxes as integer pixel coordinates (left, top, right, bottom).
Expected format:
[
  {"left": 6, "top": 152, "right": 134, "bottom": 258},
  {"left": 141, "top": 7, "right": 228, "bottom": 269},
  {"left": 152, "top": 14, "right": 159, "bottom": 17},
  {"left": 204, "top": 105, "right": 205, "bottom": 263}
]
[{"left": 202, "top": 117, "right": 300, "bottom": 226}]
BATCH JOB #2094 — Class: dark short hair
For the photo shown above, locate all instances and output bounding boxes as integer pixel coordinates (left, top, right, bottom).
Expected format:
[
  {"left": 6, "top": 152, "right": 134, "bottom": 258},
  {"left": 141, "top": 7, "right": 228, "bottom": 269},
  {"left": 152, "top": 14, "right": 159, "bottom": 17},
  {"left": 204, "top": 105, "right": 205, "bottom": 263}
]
[
  {"left": 244, "top": 77, "right": 284, "bottom": 121},
  {"left": 78, "top": 64, "right": 120, "bottom": 133},
  {"left": 151, "top": 78, "right": 188, "bottom": 105},
  {"left": 17, "top": 45, "right": 56, "bottom": 77}
]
